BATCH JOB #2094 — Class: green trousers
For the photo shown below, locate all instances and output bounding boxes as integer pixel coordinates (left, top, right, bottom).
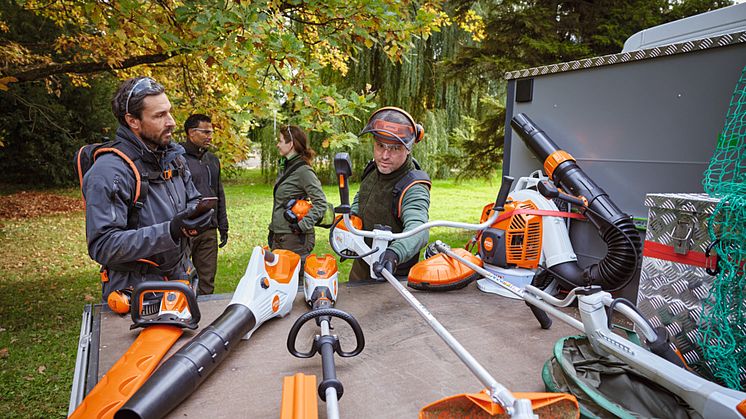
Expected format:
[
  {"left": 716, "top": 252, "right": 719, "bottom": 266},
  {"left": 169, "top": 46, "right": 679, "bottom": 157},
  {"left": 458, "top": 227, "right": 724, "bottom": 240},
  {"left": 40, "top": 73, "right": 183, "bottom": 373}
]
[{"left": 270, "top": 232, "right": 316, "bottom": 276}]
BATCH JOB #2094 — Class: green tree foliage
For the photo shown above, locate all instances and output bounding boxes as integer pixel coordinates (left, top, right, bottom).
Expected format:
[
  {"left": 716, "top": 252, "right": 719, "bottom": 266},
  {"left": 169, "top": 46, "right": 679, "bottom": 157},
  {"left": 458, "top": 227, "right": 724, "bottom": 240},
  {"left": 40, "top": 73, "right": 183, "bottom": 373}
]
[
  {"left": 0, "top": 0, "right": 463, "bottom": 186},
  {"left": 442, "top": 0, "right": 733, "bottom": 178},
  {"left": 0, "top": 3, "right": 117, "bottom": 186}
]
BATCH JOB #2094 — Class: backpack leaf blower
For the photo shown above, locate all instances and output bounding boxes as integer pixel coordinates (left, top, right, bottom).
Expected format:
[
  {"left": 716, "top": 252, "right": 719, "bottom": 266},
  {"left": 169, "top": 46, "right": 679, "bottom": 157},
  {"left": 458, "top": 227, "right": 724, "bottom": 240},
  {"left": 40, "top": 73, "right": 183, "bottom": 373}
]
[
  {"left": 281, "top": 254, "right": 365, "bottom": 419},
  {"left": 68, "top": 281, "right": 200, "bottom": 419},
  {"left": 115, "top": 246, "right": 300, "bottom": 419},
  {"left": 409, "top": 113, "right": 642, "bottom": 302}
]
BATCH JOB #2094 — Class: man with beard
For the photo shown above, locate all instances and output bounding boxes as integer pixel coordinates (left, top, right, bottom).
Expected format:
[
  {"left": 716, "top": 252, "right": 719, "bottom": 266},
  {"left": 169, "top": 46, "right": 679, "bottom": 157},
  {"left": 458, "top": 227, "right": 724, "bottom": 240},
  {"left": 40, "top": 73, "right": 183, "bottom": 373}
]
[
  {"left": 349, "top": 107, "right": 431, "bottom": 281},
  {"left": 181, "top": 114, "right": 229, "bottom": 295},
  {"left": 83, "top": 77, "right": 213, "bottom": 303}
]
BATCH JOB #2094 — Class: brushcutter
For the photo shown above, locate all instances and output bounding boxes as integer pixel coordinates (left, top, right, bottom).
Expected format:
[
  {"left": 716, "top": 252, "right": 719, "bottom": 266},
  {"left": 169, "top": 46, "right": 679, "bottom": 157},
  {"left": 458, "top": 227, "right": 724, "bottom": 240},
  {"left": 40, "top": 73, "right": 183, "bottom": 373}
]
[
  {"left": 329, "top": 153, "right": 579, "bottom": 419},
  {"left": 68, "top": 281, "right": 200, "bottom": 419},
  {"left": 282, "top": 254, "right": 365, "bottom": 419},
  {"left": 415, "top": 113, "right": 746, "bottom": 417},
  {"left": 115, "top": 246, "right": 300, "bottom": 419}
]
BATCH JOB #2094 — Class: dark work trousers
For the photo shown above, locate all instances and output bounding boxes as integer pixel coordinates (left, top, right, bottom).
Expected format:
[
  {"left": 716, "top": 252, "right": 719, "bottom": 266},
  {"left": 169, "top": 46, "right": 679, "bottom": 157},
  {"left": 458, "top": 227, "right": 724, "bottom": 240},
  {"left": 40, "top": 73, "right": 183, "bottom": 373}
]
[
  {"left": 189, "top": 228, "right": 218, "bottom": 295},
  {"left": 270, "top": 232, "right": 315, "bottom": 281}
]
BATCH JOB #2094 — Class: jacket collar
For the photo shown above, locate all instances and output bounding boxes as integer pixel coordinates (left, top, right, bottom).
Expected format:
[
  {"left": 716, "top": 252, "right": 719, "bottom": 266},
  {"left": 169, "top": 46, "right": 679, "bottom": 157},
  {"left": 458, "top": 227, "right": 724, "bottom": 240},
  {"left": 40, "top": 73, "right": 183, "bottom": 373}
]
[{"left": 183, "top": 139, "right": 206, "bottom": 158}]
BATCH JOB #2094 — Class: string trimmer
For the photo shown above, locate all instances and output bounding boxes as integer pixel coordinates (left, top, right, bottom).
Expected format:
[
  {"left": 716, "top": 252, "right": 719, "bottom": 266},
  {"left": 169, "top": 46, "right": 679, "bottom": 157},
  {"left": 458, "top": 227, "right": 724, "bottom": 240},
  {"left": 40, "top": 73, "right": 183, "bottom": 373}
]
[{"left": 281, "top": 254, "right": 365, "bottom": 419}]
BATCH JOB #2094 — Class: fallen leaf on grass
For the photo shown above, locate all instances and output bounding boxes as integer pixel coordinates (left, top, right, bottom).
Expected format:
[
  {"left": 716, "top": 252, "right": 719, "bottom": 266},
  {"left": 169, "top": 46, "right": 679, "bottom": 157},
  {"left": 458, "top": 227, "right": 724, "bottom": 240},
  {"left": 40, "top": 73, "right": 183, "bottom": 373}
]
[
  {"left": 83, "top": 294, "right": 95, "bottom": 302},
  {"left": 0, "top": 347, "right": 8, "bottom": 358},
  {"left": 37, "top": 365, "right": 46, "bottom": 374}
]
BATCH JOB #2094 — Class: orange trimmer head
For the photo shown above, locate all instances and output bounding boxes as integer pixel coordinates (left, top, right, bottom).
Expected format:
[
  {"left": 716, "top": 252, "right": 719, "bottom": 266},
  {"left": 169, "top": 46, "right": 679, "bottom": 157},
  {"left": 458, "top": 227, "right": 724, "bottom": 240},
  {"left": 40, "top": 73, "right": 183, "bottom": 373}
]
[
  {"left": 408, "top": 248, "right": 483, "bottom": 292},
  {"left": 419, "top": 390, "right": 579, "bottom": 419}
]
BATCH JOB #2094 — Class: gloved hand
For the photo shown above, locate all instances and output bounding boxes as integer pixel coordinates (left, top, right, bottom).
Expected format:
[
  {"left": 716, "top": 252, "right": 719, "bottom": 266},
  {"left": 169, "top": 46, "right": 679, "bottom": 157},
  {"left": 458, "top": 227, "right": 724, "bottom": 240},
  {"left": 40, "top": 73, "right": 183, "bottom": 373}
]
[
  {"left": 219, "top": 230, "right": 229, "bottom": 248},
  {"left": 169, "top": 207, "right": 215, "bottom": 240},
  {"left": 372, "top": 249, "right": 399, "bottom": 278},
  {"left": 289, "top": 222, "right": 303, "bottom": 235}
]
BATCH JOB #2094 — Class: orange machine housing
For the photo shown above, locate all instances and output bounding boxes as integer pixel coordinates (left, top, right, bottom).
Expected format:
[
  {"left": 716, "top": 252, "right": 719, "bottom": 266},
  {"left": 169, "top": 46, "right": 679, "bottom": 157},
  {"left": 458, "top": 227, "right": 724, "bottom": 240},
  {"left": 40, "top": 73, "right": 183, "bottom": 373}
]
[{"left": 479, "top": 201, "right": 543, "bottom": 269}]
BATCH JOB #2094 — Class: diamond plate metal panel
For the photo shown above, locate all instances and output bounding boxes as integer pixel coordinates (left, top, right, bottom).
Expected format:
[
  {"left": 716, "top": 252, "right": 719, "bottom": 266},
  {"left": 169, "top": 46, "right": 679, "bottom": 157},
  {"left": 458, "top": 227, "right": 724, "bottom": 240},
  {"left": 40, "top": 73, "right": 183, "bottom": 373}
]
[{"left": 637, "top": 193, "right": 721, "bottom": 382}]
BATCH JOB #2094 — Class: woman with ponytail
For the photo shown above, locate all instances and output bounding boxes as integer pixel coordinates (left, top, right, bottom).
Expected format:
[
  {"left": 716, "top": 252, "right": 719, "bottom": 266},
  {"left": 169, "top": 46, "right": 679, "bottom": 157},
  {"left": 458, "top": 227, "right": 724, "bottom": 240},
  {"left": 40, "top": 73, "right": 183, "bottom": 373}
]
[{"left": 268, "top": 125, "right": 328, "bottom": 269}]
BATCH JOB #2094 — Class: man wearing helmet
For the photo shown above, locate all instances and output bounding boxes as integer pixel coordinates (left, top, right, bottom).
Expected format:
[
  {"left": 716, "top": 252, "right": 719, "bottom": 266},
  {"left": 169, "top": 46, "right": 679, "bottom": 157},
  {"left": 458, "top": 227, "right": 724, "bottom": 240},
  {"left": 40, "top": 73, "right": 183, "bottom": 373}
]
[{"left": 349, "top": 107, "right": 432, "bottom": 281}]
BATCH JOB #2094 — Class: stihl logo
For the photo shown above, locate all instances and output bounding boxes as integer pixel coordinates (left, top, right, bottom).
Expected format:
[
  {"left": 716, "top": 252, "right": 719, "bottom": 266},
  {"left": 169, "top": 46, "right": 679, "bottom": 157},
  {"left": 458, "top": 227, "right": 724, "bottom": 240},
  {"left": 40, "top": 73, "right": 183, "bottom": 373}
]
[
  {"left": 271, "top": 294, "right": 280, "bottom": 312},
  {"left": 484, "top": 237, "right": 494, "bottom": 252}
]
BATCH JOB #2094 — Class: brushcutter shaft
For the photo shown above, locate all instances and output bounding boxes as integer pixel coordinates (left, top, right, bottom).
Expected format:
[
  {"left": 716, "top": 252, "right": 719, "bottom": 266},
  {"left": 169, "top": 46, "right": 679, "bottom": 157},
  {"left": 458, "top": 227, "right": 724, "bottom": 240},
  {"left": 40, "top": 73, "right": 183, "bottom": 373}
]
[
  {"left": 434, "top": 241, "right": 583, "bottom": 332},
  {"left": 378, "top": 267, "right": 524, "bottom": 415}
]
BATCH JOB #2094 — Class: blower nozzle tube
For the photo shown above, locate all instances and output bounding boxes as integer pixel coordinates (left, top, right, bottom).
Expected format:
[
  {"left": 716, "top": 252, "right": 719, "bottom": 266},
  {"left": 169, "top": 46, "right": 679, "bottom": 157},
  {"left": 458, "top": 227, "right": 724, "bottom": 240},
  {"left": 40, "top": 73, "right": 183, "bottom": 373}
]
[
  {"left": 115, "top": 304, "right": 257, "bottom": 419},
  {"left": 510, "top": 113, "right": 642, "bottom": 289}
]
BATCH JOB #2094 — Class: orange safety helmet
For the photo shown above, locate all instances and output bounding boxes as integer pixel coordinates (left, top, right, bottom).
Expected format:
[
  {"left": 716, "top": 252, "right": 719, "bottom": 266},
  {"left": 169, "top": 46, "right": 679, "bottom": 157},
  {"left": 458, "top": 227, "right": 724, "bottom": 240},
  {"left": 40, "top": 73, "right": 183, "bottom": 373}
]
[{"left": 359, "top": 107, "right": 424, "bottom": 150}]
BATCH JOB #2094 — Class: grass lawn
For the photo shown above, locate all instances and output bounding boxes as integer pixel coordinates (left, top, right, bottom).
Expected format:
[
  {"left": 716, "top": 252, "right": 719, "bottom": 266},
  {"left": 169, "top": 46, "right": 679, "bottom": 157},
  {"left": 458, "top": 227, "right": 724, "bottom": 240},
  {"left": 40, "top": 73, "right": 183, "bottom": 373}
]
[{"left": 0, "top": 170, "right": 500, "bottom": 417}]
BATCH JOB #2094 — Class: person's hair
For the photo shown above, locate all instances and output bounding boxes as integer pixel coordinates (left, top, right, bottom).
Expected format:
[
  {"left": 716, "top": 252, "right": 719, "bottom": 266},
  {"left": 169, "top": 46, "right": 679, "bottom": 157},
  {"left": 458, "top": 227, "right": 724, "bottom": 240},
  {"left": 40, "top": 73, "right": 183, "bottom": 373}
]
[
  {"left": 280, "top": 125, "right": 315, "bottom": 163},
  {"left": 184, "top": 114, "right": 212, "bottom": 135},
  {"left": 111, "top": 77, "right": 166, "bottom": 126}
]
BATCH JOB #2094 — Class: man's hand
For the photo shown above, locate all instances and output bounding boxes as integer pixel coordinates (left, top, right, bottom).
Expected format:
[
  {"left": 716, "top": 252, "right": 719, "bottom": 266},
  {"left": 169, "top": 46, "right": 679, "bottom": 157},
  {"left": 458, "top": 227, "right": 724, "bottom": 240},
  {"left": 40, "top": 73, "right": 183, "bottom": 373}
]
[
  {"left": 219, "top": 230, "right": 229, "bottom": 248},
  {"left": 169, "top": 207, "right": 214, "bottom": 240},
  {"left": 289, "top": 222, "right": 303, "bottom": 235},
  {"left": 373, "top": 249, "right": 399, "bottom": 278}
]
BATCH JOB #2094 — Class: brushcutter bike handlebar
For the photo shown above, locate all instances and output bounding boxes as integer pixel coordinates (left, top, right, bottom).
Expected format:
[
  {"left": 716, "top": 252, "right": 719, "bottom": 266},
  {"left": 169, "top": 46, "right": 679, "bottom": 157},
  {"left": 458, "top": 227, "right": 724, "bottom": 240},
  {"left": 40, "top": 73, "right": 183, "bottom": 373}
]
[
  {"left": 287, "top": 308, "right": 365, "bottom": 358},
  {"left": 130, "top": 280, "right": 200, "bottom": 330}
]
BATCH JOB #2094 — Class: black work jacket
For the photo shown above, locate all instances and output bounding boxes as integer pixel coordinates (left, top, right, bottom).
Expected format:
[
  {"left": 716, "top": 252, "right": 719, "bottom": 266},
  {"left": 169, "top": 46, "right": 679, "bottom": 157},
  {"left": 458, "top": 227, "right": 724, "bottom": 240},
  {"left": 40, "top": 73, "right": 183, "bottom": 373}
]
[{"left": 181, "top": 140, "right": 229, "bottom": 233}]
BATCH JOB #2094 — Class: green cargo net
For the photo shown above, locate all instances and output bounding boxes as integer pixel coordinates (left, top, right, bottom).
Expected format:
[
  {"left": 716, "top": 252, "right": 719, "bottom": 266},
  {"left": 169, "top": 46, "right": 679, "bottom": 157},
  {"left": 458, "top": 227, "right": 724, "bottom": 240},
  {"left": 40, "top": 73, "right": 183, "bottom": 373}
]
[
  {"left": 703, "top": 65, "right": 746, "bottom": 196},
  {"left": 698, "top": 65, "right": 746, "bottom": 391}
]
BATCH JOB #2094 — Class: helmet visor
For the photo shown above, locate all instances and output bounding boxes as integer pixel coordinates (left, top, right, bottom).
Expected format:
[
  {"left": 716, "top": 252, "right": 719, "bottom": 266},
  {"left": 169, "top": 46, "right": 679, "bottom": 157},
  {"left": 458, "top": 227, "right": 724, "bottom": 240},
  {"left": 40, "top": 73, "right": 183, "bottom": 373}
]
[{"left": 359, "top": 109, "right": 416, "bottom": 149}]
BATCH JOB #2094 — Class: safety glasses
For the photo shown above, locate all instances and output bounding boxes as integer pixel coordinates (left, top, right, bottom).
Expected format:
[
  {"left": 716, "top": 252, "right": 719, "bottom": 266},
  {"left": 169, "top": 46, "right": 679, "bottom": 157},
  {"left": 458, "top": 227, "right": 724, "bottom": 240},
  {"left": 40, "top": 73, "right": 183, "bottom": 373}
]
[
  {"left": 191, "top": 128, "right": 214, "bottom": 135},
  {"left": 374, "top": 141, "right": 405, "bottom": 153},
  {"left": 125, "top": 77, "right": 158, "bottom": 115}
]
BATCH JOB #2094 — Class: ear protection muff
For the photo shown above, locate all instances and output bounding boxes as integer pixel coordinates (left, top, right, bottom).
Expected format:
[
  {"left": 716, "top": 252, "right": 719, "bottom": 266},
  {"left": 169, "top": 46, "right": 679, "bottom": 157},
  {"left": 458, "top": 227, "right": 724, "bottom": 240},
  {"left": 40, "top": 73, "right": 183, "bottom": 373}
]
[
  {"left": 368, "top": 107, "right": 425, "bottom": 144},
  {"left": 107, "top": 289, "right": 132, "bottom": 314}
]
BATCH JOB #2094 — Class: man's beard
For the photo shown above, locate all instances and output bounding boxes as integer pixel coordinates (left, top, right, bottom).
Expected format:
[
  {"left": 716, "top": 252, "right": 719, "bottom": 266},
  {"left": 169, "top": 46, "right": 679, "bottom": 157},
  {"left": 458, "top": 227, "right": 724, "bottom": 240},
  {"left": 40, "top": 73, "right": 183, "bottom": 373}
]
[{"left": 141, "top": 129, "right": 172, "bottom": 149}]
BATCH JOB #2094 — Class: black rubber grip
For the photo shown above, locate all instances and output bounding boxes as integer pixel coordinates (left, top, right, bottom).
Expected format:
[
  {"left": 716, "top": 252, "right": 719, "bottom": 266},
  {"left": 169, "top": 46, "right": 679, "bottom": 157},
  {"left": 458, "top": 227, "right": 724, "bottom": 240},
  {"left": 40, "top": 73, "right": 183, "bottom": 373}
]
[
  {"left": 526, "top": 301, "right": 552, "bottom": 329},
  {"left": 494, "top": 175, "right": 514, "bottom": 210},
  {"left": 287, "top": 308, "right": 365, "bottom": 358},
  {"left": 649, "top": 327, "right": 686, "bottom": 368}
]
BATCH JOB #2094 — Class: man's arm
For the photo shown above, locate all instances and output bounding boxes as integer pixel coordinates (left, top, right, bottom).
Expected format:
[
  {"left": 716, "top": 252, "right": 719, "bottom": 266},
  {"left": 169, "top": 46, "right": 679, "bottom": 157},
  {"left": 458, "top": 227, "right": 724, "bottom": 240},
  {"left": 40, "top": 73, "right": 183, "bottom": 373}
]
[
  {"left": 84, "top": 158, "right": 177, "bottom": 266},
  {"left": 388, "top": 184, "right": 430, "bottom": 262}
]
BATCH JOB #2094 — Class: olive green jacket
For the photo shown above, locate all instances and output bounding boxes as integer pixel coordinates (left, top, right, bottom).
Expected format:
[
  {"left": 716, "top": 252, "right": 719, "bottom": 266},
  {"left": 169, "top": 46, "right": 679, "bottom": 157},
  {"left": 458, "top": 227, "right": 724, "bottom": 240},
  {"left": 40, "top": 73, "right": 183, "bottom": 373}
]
[
  {"left": 269, "top": 154, "right": 328, "bottom": 234},
  {"left": 351, "top": 163, "right": 430, "bottom": 264}
]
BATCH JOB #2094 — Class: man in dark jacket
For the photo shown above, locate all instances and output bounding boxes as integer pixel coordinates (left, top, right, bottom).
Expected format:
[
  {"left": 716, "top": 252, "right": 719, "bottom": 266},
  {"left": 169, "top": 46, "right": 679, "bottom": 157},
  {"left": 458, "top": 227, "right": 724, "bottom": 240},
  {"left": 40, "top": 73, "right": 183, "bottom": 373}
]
[
  {"left": 83, "top": 77, "right": 213, "bottom": 302},
  {"left": 181, "top": 114, "right": 229, "bottom": 295}
]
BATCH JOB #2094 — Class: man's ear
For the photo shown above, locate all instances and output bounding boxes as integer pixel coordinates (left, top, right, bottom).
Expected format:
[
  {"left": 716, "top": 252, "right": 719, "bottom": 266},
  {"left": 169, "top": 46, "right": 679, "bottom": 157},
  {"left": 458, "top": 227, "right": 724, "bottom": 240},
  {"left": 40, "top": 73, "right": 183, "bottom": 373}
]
[{"left": 124, "top": 113, "right": 140, "bottom": 132}]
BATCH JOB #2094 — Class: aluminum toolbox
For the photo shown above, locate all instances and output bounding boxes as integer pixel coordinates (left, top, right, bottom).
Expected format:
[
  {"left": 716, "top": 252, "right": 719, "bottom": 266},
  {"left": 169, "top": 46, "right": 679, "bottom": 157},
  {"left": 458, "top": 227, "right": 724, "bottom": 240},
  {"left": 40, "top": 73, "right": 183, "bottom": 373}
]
[{"left": 637, "top": 192, "right": 721, "bottom": 382}]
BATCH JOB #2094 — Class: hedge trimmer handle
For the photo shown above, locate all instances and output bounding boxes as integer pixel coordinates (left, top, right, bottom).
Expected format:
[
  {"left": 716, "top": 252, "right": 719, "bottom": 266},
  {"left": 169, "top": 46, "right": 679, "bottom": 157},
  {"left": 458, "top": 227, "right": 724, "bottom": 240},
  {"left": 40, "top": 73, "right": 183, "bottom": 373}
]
[{"left": 130, "top": 280, "right": 200, "bottom": 330}]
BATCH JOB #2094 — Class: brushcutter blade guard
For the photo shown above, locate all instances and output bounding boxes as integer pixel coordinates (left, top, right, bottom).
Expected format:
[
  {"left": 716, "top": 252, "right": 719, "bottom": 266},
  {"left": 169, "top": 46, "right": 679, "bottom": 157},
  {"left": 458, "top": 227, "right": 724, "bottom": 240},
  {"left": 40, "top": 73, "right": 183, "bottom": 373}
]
[
  {"left": 419, "top": 390, "right": 579, "bottom": 419},
  {"left": 407, "top": 248, "right": 483, "bottom": 292}
]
